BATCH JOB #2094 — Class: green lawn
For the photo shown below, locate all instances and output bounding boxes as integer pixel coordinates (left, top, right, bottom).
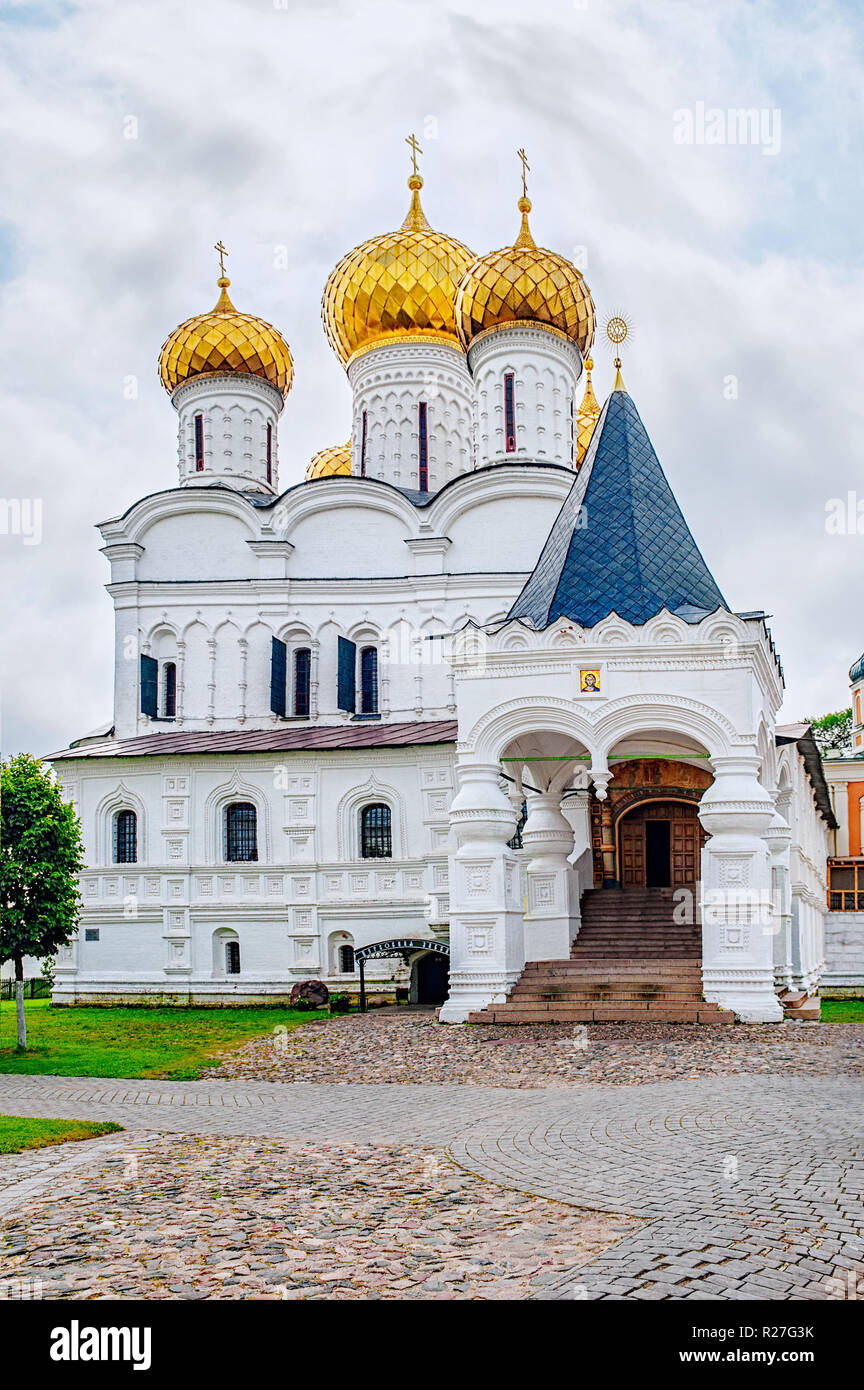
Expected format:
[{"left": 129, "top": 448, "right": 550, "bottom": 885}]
[
  {"left": 820, "top": 999, "right": 864, "bottom": 1023},
  {"left": 0, "top": 999, "right": 325, "bottom": 1080},
  {"left": 0, "top": 1114, "right": 123, "bottom": 1154}
]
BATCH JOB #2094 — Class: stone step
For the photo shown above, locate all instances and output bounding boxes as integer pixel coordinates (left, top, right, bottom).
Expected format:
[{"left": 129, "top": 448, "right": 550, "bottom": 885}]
[
  {"left": 526, "top": 959, "right": 702, "bottom": 970},
  {"left": 783, "top": 997, "right": 821, "bottom": 1021},
  {"left": 467, "top": 1002, "right": 734, "bottom": 1025},
  {"left": 513, "top": 991, "right": 704, "bottom": 1003},
  {"left": 527, "top": 966, "right": 702, "bottom": 978}
]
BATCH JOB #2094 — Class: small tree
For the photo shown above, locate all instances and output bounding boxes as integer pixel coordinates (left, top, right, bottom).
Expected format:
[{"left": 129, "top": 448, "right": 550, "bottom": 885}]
[
  {"left": 805, "top": 709, "right": 853, "bottom": 756},
  {"left": 0, "top": 754, "right": 84, "bottom": 1048}
]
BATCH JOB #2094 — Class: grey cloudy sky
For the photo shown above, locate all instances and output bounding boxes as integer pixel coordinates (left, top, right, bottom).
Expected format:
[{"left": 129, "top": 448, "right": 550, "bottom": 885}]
[{"left": 1, "top": 0, "right": 863, "bottom": 756}]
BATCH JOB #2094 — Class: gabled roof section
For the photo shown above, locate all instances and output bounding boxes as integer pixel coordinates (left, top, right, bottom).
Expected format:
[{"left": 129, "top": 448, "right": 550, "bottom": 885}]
[
  {"left": 46, "top": 720, "right": 458, "bottom": 761},
  {"left": 508, "top": 389, "right": 728, "bottom": 628}
]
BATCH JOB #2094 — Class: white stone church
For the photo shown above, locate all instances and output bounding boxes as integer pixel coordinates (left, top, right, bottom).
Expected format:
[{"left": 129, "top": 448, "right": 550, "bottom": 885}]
[{"left": 49, "top": 153, "right": 834, "bottom": 1024}]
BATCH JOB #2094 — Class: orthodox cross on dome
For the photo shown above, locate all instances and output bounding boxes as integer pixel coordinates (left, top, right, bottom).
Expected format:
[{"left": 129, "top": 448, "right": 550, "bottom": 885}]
[
  {"left": 517, "top": 147, "right": 530, "bottom": 199},
  {"left": 214, "top": 240, "right": 229, "bottom": 279},
  {"left": 405, "top": 132, "right": 423, "bottom": 177}
]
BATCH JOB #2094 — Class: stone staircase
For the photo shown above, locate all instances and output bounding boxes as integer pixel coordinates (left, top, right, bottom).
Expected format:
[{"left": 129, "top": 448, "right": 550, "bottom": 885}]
[{"left": 467, "top": 887, "right": 734, "bottom": 1025}]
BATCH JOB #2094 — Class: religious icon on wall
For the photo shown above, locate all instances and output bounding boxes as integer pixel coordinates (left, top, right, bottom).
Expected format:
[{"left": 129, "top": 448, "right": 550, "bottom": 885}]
[{"left": 580, "top": 669, "right": 601, "bottom": 693}]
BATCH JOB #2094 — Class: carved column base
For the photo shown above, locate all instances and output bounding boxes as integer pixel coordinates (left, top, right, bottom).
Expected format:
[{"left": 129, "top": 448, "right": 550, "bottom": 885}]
[{"left": 441, "top": 761, "right": 522, "bottom": 1022}]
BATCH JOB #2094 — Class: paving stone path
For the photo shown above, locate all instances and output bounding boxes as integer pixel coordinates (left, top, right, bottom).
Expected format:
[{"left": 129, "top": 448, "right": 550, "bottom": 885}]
[{"left": 1, "top": 1072, "right": 861, "bottom": 1299}]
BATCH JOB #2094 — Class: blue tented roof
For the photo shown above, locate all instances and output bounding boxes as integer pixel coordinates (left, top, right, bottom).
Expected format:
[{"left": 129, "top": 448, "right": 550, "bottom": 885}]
[{"left": 508, "top": 389, "right": 728, "bottom": 628}]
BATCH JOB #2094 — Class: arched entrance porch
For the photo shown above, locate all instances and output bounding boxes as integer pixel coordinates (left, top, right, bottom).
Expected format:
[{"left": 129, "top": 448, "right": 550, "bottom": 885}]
[{"left": 441, "top": 692, "right": 783, "bottom": 1024}]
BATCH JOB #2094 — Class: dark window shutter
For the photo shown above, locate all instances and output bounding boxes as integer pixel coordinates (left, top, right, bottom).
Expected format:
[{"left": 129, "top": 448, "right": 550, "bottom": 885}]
[
  {"left": 140, "top": 654, "right": 158, "bottom": 717},
  {"left": 270, "top": 637, "right": 287, "bottom": 716},
  {"left": 337, "top": 636, "right": 357, "bottom": 712}
]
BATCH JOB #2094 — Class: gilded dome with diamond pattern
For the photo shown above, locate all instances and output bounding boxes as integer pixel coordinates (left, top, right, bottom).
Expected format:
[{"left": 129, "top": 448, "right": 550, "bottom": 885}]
[
  {"left": 456, "top": 197, "right": 595, "bottom": 355},
  {"left": 306, "top": 442, "right": 352, "bottom": 480},
  {"left": 159, "top": 278, "right": 294, "bottom": 397},
  {"left": 322, "top": 174, "right": 476, "bottom": 367}
]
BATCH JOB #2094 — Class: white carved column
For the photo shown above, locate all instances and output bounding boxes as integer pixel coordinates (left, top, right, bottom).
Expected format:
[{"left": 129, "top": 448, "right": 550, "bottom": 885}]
[
  {"left": 439, "top": 760, "right": 522, "bottom": 1023},
  {"left": 562, "top": 786, "right": 593, "bottom": 926},
  {"left": 206, "top": 637, "right": 217, "bottom": 727},
  {"left": 521, "top": 791, "right": 579, "bottom": 961},
  {"left": 237, "top": 636, "right": 248, "bottom": 726},
  {"left": 175, "top": 638, "right": 186, "bottom": 726},
  {"left": 699, "top": 755, "right": 783, "bottom": 1022},
  {"left": 310, "top": 640, "right": 320, "bottom": 720},
  {"left": 765, "top": 807, "right": 793, "bottom": 990}
]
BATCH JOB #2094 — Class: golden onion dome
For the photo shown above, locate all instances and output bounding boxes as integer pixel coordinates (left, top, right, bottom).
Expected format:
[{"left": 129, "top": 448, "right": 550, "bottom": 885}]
[
  {"left": 321, "top": 172, "right": 476, "bottom": 367},
  {"left": 306, "top": 442, "right": 352, "bottom": 480},
  {"left": 159, "top": 276, "right": 294, "bottom": 397},
  {"left": 456, "top": 196, "right": 595, "bottom": 355}
]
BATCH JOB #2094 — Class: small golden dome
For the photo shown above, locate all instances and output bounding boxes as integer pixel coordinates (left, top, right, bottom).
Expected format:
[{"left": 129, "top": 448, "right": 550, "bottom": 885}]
[
  {"left": 456, "top": 197, "right": 595, "bottom": 354},
  {"left": 321, "top": 173, "right": 476, "bottom": 367},
  {"left": 576, "top": 356, "right": 601, "bottom": 466},
  {"left": 306, "top": 442, "right": 352, "bottom": 480},
  {"left": 159, "top": 277, "right": 294, "bottom": 397}
]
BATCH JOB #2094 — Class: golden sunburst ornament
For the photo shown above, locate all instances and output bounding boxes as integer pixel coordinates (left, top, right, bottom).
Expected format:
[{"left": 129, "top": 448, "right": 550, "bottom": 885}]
[{"left": 604, "top": 312, "right": 633, "bottom": 392}]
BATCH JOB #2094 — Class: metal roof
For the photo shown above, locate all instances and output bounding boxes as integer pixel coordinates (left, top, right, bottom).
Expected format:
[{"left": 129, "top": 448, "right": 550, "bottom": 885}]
[
  {"left": 48, "top": 719, "right": 458, "bottom": 761},
  {"left": 508, "top": 389, "right": 728, "bottom": 629},
  {"left": 775, "top": 723, "right": 838, "bottom": 828}
]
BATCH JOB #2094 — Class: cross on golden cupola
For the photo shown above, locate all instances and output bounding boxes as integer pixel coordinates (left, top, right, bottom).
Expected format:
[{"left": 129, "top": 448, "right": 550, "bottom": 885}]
[
  {"left": 321, "top": 136, "right": 476, "bottom": 366},
  {"left": 454, "top": 150, "right": 595, "bottom": 353}
]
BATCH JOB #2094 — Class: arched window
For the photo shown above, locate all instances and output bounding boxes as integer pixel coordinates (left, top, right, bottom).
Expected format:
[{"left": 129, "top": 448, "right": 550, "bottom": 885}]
[
  {"left": 504, "top": 373, "right": 516, "bottom": 452},
  {"left": 224, "top": 802, "right": 258, "bottom": 862},
  {"left": 163, "top": 662, "right": 176, "bottom": 718},
  {"left": 360, "top": 803, "right": 391, "bottom": 859},
  {"left": 338, "top": 944, "right": 355, "bottom": 973},
  {"left": 360, "top": 409, "right": 368, "bottom": 477},
  {"left": 294, "top": 647, "right": 311, "bottom": 717},
  {"left": 418, "top": 400, "right": 428, "bottom": 491},
  {"left": 266, "top": 422, "right": 273, "bottom": 485},
  {"left": 360, "top": 646, "right": 378, "bottom": 715},
  {"left": 226, "top": 940, "right": 241, "bottom": 975},
  {"left": 856, "top": 693, "right": 861, "bottom": 725},
  {"left": 114, "top": 810, "right": 137, "bottom": 864},
  {"left": 194, "top": 413, "right": 204, "bottom": 471}
]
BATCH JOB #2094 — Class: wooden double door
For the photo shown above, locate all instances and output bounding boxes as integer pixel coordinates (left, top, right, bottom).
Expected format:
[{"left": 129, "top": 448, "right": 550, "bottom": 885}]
[{"left": 619, "top": 800, "right": 705, "bottom": 887}]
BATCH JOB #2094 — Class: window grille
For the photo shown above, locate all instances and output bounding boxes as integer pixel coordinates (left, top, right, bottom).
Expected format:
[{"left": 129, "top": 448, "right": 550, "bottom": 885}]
[
  {"left": 194, "top": 413, "right": 204, "bottom": 470},
  {"left": 360, "top": 646, "right": 378, "bottom": 715},
  {"left": 114, "top": 810, "right": 137, "bottom": 864},
  {"left": 338, "top": 944, "right": 355, "bottom": 973},
  {"left": 294, "top": 647, "right": 311, "bottom": 717},
  {"left": 360, "top": 803, "right": 392, "bottom": 859},
  {"left": 827, "top": 858, "right": 864, "bottom": 910},
  {"left": 163, "top": 662, "right": 176, "bottom": 718},
  {"left": 225, "top": 940, "right": 241, "bottom": 974},
  {"left": 225, "top": 802, "right": 258, "bottom": 862}
]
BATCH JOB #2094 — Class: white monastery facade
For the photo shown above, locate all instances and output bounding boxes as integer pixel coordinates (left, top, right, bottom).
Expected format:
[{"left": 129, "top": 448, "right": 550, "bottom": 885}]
[{"left": 48, "top": 153, "right": 834, "bottom": 1022}]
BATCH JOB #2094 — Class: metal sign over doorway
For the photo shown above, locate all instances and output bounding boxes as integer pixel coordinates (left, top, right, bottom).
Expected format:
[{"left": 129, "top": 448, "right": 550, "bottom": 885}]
[{"left": 354, "top": 939, "right": 449, "bottom": 1012}]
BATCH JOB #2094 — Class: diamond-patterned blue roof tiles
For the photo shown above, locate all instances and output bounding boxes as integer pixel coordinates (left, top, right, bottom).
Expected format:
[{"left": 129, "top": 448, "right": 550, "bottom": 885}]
[{"left": 508, "top": 386, "right": 728, "bottom": 628}]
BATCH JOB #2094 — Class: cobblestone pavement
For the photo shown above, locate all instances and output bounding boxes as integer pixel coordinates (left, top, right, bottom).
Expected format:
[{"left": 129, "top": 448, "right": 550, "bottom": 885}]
[
  {"left": 0, "top": 1133, "right": 635, "bottom": 1300},
  {"left": 212, "top": 1009, "right": 864, "bottom": 1088},
  {"left": 0, "top": 1073, "right": 861, "bottom": 1300}
]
